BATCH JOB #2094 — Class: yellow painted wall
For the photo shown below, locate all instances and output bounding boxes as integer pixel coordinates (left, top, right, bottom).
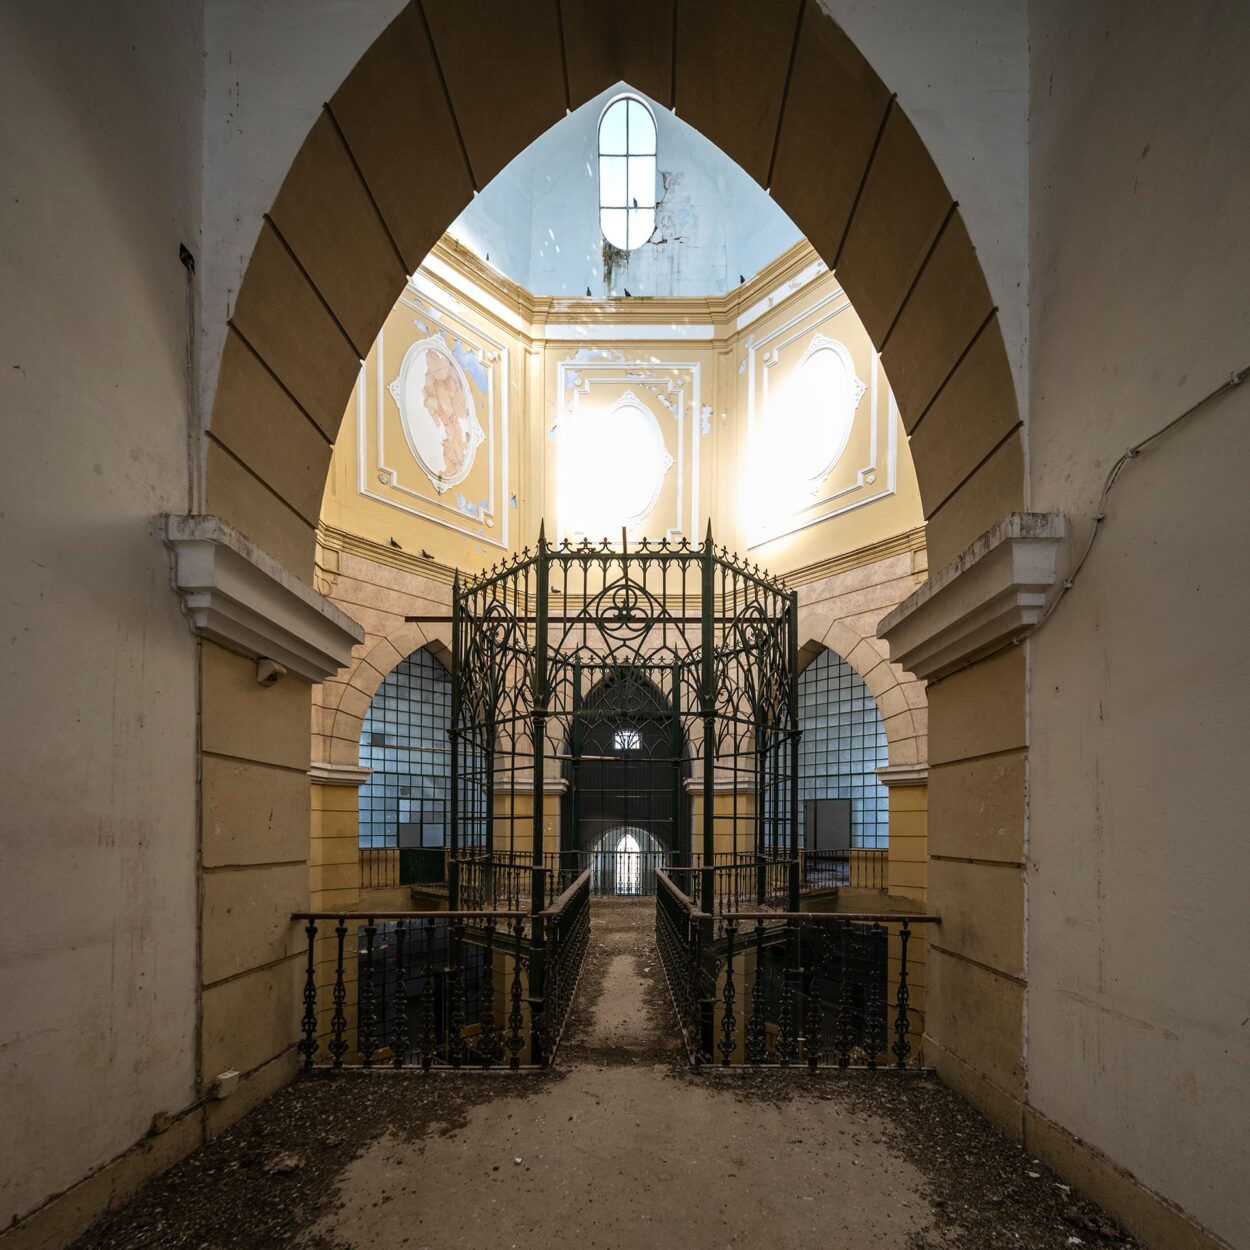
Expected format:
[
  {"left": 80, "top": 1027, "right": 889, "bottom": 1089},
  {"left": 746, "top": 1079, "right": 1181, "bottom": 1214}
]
[{"left": 322, "top": 238, "right": 923, "bottom": 582}]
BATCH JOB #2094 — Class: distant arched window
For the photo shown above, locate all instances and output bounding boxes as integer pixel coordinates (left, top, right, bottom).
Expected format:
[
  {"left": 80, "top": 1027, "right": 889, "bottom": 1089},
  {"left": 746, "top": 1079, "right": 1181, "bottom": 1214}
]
[
  {"left": 598, "top": 94, "right": 657, "bottom": 250},
  {"left": 358, "top": 649, "right": 450, "bottom": 849}
]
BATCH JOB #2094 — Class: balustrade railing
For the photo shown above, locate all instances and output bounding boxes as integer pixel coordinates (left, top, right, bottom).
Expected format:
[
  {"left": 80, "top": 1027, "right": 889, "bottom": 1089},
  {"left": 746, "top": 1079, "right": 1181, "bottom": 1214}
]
[
  {"left": 655, "top": 870, "right": 936, "bottom": 1069},
  {"left": 359, "top": 847, "right": 400, "bottom": 890},
  {"left": 454, "top": 851, "right": 567, "bottom": 912},
  {"left": 535, "top": 868, "right": 592, "bottom": 1056},
  {"left": 359, "top": 847, "right": 448, "bottom": 890},
  {"left": 667, "top": 853, "right": 795, "bottom": 915},
  {"left": 293, "top": 870, "right": 591, "bottom": 1072},
  {"left": 801, "top": 846, "right": 888, "bottom": 891}
]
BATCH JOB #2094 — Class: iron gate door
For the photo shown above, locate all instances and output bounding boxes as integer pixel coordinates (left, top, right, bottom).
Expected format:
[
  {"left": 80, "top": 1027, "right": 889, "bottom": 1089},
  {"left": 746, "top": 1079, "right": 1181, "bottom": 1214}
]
[{"left": 563, "top": 664, "right": 686, "bottom": 895}]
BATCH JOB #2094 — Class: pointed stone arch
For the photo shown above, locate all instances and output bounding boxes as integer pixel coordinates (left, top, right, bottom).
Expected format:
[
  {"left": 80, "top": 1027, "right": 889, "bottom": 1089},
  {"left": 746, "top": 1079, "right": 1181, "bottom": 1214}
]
[
  {"left": 319, "top": 625, "right": 452, "bottom": 766},
  {"left": 797, "top": 625, "right": 925, "bottom": 772},
  {"left": 206, "top": 0, "right": 1021, "bottom": 581},
  {"left": 202, "top": 0, "right": 1026, "bottom": 1157}
]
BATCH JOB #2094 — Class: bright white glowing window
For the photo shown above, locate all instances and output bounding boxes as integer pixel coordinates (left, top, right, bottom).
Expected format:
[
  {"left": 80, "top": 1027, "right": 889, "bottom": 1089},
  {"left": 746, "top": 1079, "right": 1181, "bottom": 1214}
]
[
  {"left": 598, "top": 95, "right": 657, "bottom": 251},
  {"left": 613, "top": 727, "right": 642, "bottom": 751},
  {"left": 560, "top": 391, "right": 674, "bottom": 540},
  {"left": 788, "top": 338, "right": 863, "bottom": 482}
]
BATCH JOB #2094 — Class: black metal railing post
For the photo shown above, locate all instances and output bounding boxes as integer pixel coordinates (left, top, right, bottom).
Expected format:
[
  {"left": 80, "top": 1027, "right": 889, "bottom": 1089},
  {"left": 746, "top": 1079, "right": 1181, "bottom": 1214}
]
[
  {"left": 359, "top": 920, "right": 378, "bottom": 1067},
  {"left": 700, "top": 522, "right": 716, "bottom": 916},
  {"left": 329, "top": 918, "right": 349, "bottom": 1068},
  {"left": 481, "top": 918, "right": 498, "bottom": 1067},
  {"left": 893, "top": 919, "right": 912, "bottom": 1069},
  {"left": 449, "top": 570, "right": 461, "bottom": 911},
  {"left": 787, "top": 589, "right": 801, "bottom": 914},
  {"left": 392, "top": 921, "right": 410, "bottom": 1068},
  {"left": 299, "top": 919, "right": 318, "bottom": 1071}
]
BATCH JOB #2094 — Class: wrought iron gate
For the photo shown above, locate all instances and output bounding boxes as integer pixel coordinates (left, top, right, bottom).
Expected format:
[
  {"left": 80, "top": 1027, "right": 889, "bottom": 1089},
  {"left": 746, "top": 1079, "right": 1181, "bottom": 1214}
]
[{"left": 449, "top": 523, "right": 800, "bottom": 915}]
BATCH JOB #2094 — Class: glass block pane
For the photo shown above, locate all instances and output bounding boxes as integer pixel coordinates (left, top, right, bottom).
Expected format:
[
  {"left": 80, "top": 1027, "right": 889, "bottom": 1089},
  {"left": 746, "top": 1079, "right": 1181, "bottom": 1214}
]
[{"left": 357, "top": 649, "right": 453, "bottom": 849}]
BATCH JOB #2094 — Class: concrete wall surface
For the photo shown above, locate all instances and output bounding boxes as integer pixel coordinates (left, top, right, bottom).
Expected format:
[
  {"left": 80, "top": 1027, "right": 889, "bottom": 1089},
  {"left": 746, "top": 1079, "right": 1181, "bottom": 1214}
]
[
  {"left": 0, "top": 1, "right": 203, "bottom": 1230},
  {"left": 1027, "top": 3, "right": 1250, "bottom": 1243}
]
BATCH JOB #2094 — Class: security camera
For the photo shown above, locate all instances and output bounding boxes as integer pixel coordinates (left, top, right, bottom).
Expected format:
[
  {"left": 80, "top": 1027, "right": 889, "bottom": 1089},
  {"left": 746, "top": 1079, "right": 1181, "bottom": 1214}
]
[{"left": 256, "top": 657, "right": 287, "bottom": 687}]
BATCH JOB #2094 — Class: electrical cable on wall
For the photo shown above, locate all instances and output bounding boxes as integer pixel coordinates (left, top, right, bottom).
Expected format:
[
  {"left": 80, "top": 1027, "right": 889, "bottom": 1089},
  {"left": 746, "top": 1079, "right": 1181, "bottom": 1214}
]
[
  {"left": 926, "top": 362, "right": 1248, "bottom": 686},
  {"left": 1029, "top": 362, "right": 1247, "bottom": 636}
]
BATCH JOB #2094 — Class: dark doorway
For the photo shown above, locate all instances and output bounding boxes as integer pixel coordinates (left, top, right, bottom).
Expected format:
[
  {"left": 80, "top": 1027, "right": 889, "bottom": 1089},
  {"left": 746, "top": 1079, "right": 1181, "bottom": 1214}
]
[{"left": 562, "top": 665, "right": 689, "bottom": 895}]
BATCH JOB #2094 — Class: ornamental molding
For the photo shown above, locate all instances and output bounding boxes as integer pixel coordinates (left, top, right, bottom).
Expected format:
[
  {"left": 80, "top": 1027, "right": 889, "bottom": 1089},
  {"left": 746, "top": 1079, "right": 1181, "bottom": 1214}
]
[
  {"left": 493, "top": 775, "right": 571, "bottom": 797},
  {"left": 309, "top": 762, "right": 372, "bottom": 787},
  {"left": 877, "top": 513, "right": 1068, "bottom": 682},
  {"left": 682, "top": 776, "right": 759, "bottom": 795},
  {"left": 166, "top": 515, "right": 365, "bottom": 683},
  {"left": 387, "top": 336, "right": 487, "bottom": 493},
  {"left": 877, "top": 764, "right": 928, "bottom": 788}
]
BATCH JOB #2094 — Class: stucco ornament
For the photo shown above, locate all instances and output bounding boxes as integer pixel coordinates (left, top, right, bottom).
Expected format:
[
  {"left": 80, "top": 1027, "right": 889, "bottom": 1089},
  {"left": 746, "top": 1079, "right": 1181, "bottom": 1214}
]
[
  {"left": 785, "top": 335, "right": 866, "bottom": 491},
  {"left": 388, "top": 340, "right": 485, "bottom": 493}
]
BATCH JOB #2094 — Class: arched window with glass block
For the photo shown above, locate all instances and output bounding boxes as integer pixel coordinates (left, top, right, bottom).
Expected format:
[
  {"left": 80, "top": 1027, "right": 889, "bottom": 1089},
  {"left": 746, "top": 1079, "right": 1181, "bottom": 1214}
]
[
  {"left": 598, "top": 94, "right": 657, "bottom": 251},
  {"left": 357, "top": 649, "right": 451, "bottom": 850},
  {"left": 797, "top": 648, "right": 890, "bottom": 850}
]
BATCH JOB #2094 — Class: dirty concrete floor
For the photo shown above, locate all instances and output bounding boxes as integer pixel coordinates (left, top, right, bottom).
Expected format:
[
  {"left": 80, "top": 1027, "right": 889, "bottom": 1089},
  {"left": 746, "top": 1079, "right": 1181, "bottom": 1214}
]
[{"left": 74, "top": 900, "right": 1138, "bottom": 1250}]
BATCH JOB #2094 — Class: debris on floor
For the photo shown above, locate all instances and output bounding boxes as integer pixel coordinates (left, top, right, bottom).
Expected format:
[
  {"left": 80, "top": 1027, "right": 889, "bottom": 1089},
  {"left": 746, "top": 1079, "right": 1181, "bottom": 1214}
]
[{"left": 70, "top": 900, "right": 1137, "bottom": 1250}]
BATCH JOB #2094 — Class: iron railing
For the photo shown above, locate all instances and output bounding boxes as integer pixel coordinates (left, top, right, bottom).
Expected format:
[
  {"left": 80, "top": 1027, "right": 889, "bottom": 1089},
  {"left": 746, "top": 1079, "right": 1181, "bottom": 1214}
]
[
  {"left": 457, "top": 847, "right": 678, "bottom": 900},
  {"left": 293, "top": 871, "right": 591, "bottom": 1072},
  {"left": 359, "top": 847, "right": 400, "bottom": 890},
  {"left": 535, "top": 868, "right": 592, "bottom": 1056},
  {"left": 667, "top": 852, "right": 796, "bottom": 915},
  {"left": 801, "top": 847, "right": 888, "bottom": 891},
  {"left": 454, "top": 851, "right": 568, "bottom": 912},
  {"left": 655, "top": 870, "right": 936, "bottom": 1068},
  {"left": 359, "top": 847, "right": 448, "bottom": 891},
  {"left": 447, "top": 526, "right": 803, "bottom": 918}
]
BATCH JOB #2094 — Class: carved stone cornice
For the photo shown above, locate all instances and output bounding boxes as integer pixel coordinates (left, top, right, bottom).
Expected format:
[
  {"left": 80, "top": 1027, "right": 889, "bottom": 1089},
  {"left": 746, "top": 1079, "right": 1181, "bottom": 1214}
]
[
  {"left": 428, "top": 232, "right": 824, "bottom": 333},
  {"left": 877, "top": 764, "right": 928, "bottom": 788},
  {"left": 309, "top": 762, "right": 372, "bottom": 787},
  {"left": 877, "top": 513, "right": 1068, "bottom": 681},
  {"left": 316, "top": 521, "right": 458, "bottom": 586},
  {"left": 166, "top": 515, "right": 364, "bottom": 683},
  {"left": 787, "top": 525, "right": 926, "bottom": 588}
]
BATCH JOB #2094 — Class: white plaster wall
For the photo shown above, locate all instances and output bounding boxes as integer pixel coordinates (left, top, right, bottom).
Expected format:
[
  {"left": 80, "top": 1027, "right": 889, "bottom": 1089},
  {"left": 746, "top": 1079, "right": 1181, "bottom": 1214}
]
[
  {"left": 1026, "top": 3, "right": 1250, "bottom": 1241},
  {"left": 819, "top": 0, "right": 1029, "bottom": 425},
  {"left": 0, "top": 1, "right": 204, "bottom": 1227},
  {"left": 451, "top": 83, "right": 802, "bottom": 297}
]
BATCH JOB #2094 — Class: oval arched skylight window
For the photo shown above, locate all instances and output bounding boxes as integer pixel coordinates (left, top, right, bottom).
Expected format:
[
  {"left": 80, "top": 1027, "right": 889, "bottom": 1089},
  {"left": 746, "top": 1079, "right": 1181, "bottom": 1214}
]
[
  {"left": 560, "top": 391, "right": 674, "bottom": 539},
  {"left": 785, "top": 338, "right": 865, "bottom": 483},
  {"left": 598, "top": 95, "right": 657, "bottom": 251}
]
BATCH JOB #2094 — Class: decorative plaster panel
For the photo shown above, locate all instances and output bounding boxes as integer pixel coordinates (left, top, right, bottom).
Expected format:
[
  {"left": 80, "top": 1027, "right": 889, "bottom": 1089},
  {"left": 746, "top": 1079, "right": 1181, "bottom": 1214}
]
[
  {"left": 744, "top": 288, "right": 898, "bottom": 548},
  {"left": 556, "top": 354, "right": 702, "bottom": 542},
  {"left": 878, "top": 513, "right": 1068, "bottom": 681},
  {"left": 357, "top": 282, "right": 511, "bottom": 549},
  {"left": 166, "top": 515, "right": 365, "bottom": 682}
]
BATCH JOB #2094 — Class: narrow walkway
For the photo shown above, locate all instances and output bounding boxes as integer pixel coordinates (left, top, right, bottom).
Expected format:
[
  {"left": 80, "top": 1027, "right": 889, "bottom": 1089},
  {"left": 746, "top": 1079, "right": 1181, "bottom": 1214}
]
[{"left": 73, "top": 902, "right": 1137, "bottom": 1250}]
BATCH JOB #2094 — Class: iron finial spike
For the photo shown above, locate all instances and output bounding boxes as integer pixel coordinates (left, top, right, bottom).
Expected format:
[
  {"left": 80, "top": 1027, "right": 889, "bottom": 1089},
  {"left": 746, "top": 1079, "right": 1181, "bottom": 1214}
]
[{"left": 537, "top": 518, "right": 547, "bottom": 547}]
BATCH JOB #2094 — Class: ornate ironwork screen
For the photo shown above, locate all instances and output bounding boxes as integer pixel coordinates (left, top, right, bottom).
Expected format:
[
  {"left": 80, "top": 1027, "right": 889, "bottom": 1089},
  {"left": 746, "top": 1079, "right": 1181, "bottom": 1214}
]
[{"left": 450, "top": 523, "right": 800, "bottom": 915}]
